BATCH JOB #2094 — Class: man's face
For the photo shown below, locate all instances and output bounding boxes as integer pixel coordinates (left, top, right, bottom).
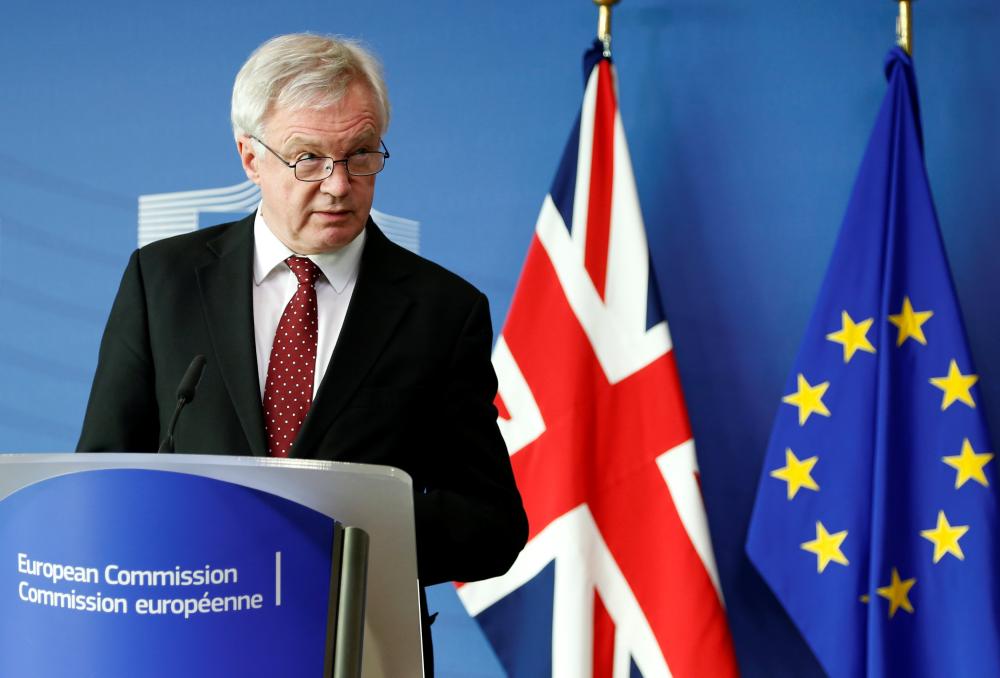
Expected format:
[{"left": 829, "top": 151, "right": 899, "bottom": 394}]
[{"left": 238, "top": 82, "right": 382, "bottom": 254}]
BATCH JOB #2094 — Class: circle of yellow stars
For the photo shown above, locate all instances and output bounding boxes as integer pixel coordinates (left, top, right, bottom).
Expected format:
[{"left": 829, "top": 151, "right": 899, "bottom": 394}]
[{"left": 767, "top": 295, "right": 993, "bottom": 620}]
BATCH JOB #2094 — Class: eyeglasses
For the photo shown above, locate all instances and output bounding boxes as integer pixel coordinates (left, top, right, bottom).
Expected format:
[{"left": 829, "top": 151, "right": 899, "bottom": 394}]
[{"left": 251, "top": 136, "right": 390, "bottom": 181}]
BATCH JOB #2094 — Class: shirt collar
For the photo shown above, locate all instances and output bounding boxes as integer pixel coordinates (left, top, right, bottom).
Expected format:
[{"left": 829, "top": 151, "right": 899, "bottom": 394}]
[{"left": 253, "top": 205, "right": 366, "bottom": 293}]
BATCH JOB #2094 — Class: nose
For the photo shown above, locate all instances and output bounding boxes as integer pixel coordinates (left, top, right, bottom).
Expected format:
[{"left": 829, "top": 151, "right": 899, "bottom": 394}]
[{"left": 320, "top": 162, "right": 351, "bottom": 198}]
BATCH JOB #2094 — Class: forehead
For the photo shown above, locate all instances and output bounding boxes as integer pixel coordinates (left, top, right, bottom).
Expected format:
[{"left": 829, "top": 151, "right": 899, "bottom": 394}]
[{"left": 265, "top": 82, "right": 383, "bottom": 145}]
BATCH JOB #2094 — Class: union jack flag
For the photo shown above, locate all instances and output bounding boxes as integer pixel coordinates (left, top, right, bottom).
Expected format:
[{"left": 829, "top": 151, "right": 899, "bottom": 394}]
[{"left": 457, "top": 42, "right": 739, "bottom": 677}]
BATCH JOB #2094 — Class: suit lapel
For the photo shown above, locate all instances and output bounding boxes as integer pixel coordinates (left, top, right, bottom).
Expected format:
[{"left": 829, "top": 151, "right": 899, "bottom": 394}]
[
  {"left": 294, "top": 223, "right": 412, "bottom": 458},
  {"left": 196, "top": 216, "right": 268, "bottom": 457}
]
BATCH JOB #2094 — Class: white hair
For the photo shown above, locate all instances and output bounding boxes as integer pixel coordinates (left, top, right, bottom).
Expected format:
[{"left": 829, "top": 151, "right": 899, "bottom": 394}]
[{"left": 231, "top": 33, "right": 390, "bottom": 140}]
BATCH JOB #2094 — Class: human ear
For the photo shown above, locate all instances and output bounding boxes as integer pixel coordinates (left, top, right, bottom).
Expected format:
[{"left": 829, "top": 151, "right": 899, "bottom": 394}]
[{"left": 236, "top": 136, "right": 261, "bottom": 185}]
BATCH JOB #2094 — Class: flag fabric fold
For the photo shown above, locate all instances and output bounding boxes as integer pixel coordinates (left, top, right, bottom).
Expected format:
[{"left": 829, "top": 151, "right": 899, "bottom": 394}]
[
  {"left": 457, "top": 41, "right": 738, "bottom": 678},
  {"left": 746, "top": 47, "right": 1000, "bottom": 677}
]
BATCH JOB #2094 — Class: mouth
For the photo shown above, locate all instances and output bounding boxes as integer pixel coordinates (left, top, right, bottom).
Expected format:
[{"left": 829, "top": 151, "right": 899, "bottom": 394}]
[{"left": 313, "top": 209, "right": 352, "bottom": 223}]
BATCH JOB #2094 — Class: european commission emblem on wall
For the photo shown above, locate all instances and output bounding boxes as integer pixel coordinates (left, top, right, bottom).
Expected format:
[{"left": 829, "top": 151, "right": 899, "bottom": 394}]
[{"left": 137, "top": 179, "right": 420, "bottom": 253}]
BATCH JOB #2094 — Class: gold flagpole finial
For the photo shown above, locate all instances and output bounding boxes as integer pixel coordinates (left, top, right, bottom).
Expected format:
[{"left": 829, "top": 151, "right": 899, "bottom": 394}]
[
  {"left": 896, "top": 0, "right": 913, "bottom": 55},
  {"left": 593, "top": 0, "right": 621, "bottom": 57}
]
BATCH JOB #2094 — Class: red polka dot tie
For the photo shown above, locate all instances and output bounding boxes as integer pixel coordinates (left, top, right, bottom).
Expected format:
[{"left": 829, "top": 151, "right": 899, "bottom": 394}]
[{"left": 264, "top": 256, "right": 320, "bottom": 457}]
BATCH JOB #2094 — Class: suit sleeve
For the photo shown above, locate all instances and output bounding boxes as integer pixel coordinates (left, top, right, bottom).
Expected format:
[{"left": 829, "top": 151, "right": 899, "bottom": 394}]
[
  {"left": 77, "top": 250, "right": 160, "bottom": 452},
  {"left": 412, "top": 293, "right": 529, "bottom": 586}
]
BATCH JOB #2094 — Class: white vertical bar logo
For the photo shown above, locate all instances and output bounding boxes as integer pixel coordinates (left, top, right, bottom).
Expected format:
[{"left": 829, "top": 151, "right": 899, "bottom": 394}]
[{"left": 275, "top": 551, "right": 282, "bottom": 607}]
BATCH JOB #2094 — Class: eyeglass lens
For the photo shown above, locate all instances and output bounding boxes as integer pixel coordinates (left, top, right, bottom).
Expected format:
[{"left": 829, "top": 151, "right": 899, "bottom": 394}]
[{"left": 294, "top": 153, "right": 385, "bottom": 180}]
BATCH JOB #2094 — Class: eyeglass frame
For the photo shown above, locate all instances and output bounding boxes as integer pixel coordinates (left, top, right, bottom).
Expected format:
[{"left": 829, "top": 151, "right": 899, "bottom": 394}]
[{"left": 250, "top": 135, "right": 390, "bottom": 181}]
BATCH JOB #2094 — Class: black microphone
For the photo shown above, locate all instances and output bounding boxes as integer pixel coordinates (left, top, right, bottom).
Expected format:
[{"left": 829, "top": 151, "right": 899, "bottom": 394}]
[{"left": 158, "top": 355, "right": 207, "bottom": 453}]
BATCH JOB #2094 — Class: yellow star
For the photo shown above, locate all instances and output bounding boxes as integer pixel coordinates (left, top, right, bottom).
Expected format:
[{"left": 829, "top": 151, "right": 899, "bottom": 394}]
[
  {"left": 876, "top": 568, "right": 916, "bottom": 618},
  {"left": 920, "top": 511, "right": 969, "bottom": 563},
  {"left": 770, "top": 448, "right": 820, "bottom": 499},
  {"left": 782, "top": 374, "right": 831, "bottom": 426},
  {"left": 888, "top": 296, "right": 933, "bottom": 346},
  {"left": 942, "top": 438, "right": 994, "bottom": 489},
  {"left": 929, "top": 360, "right": 979, "bottom": 411},
  {"left": 826, "top": 311, "right": 876, "bottom": 363},
  {"left": 801, "top": 521, "right": 849, "bottom": 573}
]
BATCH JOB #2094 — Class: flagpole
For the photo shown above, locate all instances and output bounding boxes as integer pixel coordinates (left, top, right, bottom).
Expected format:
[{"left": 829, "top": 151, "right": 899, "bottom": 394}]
[
  {"left": 896, "top": 0, "right": 913, "bottom": 55},
  {"left": 593, "top": 0, "right": 621, "bottom": 57}
]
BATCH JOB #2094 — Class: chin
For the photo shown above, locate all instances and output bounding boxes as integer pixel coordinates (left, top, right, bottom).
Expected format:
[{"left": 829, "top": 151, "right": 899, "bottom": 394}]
[{"left": 308, "top": 225, "right": 364, "bottom": 253}]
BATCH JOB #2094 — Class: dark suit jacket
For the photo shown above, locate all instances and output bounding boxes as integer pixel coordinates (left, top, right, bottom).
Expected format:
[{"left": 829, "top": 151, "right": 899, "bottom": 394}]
[{"left": 77, "top": 214, "right": 528, "bottom": 590}]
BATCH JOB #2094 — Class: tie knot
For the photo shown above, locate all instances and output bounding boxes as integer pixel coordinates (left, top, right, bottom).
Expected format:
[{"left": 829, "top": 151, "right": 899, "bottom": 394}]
[{"left": 286, "top": 256, "right": 320, "bottom": 287}]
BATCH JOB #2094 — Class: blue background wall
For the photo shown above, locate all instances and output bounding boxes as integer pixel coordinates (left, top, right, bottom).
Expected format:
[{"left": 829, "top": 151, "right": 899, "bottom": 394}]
[{"left": 1, "top": 1, "right": 997, "bottom": 675}]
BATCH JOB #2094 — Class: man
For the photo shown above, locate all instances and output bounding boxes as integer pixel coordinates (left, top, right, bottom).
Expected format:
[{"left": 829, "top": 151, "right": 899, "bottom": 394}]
[{"left": 78, "top": 33, "right": 528, "bottom": 674}]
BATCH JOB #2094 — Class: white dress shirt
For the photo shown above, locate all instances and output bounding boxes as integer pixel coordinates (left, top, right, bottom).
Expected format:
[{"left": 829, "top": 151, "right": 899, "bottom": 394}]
[{"left": 252, "top": 207, "right": 366, "bottom": 399}]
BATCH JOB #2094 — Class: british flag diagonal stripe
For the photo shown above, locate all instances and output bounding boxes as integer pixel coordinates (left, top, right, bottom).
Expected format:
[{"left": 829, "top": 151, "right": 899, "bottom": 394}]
[{"left": 457, "top": 43, "right": 739, "bottom": 677}]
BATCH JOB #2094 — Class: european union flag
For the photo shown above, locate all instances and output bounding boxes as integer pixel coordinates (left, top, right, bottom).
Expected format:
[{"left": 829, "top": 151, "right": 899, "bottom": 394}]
[{"left": 746, "top": 47, "right": 1000, "bottom": 677}]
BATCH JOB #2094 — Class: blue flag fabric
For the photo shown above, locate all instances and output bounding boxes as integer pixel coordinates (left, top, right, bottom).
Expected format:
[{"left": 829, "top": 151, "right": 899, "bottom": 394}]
[{"left": 746, "top": 47, "right": 1000, "bottom": 677}]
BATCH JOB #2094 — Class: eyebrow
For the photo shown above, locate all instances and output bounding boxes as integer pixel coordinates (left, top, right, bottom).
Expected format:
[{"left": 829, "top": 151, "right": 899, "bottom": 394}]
[{"left": 283, "top": 133, "right": 380, "bottom": 154}]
